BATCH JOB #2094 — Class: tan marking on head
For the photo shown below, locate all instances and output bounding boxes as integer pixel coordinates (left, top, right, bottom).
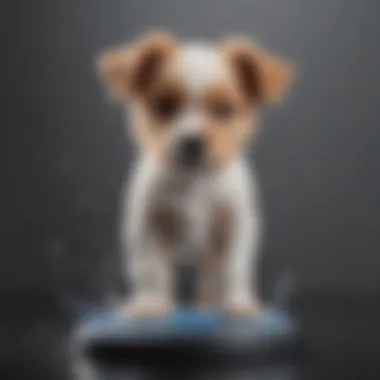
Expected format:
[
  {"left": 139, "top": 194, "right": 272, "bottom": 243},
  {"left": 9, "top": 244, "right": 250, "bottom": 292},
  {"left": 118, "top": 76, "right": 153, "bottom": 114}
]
[
  {"left": 131, "top": 78, "right": 187, "bottom": 164},
  {"left": 97, "top": 31, "right": 178, "bottom": 100},
  {"left": 220, "top": 37, "right": 294, "bottom": 104},
  {"left": 203, "top": 82, "right": 255, "bottom": 168}
]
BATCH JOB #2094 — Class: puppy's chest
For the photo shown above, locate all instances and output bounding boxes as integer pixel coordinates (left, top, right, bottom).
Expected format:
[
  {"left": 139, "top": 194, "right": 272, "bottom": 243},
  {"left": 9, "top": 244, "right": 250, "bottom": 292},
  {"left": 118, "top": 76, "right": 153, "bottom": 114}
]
[{"left": 154, "top": 178, "right": 223, "bottom": 257}]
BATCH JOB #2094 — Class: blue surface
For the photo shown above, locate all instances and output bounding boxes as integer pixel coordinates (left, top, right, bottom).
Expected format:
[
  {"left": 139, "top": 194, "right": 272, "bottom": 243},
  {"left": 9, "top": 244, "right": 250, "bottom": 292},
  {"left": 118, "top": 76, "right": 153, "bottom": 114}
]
[
  {"left": 76, "top": 306, "right": 297, "bottom": 344},
  {"left": 73, "top": 306, "right": 303, "bottom": 371}
]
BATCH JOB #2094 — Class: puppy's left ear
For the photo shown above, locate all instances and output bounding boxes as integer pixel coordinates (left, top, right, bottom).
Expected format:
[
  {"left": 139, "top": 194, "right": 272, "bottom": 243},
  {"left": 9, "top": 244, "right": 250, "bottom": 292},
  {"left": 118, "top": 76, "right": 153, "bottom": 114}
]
[
  {"left": 97, "top": 31, "right": 177, "bottom": 101},
  {"left": 220, "top": 37, "right": 294, "bottom": 104}
]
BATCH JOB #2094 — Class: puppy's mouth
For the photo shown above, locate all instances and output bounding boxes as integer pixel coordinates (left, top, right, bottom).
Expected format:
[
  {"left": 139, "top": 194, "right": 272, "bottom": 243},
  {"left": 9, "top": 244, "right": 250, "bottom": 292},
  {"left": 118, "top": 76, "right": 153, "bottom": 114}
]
[{"left": 178, "top": 152, "right": 205, "bottom": 170}]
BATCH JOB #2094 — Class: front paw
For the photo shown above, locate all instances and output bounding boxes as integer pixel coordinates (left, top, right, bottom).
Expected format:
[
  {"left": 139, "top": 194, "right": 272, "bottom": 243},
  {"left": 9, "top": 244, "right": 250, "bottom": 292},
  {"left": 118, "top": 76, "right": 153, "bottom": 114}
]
[
  {"left": 223, "top": 298, "right": 263, "bottom": 317},
  {"left": 121, "top": 295, "right": 173, "bottom": 317}
]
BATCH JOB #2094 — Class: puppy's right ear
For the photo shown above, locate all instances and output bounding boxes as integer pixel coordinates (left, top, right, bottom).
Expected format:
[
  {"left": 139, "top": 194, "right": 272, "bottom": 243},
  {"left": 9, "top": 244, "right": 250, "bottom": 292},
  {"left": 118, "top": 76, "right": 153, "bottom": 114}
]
[
  {"left": 97, "top": 31, "right": 177, "bottom": 101},
  {"left": 220, "top": 37, "right": 294, "bottom": 105}
]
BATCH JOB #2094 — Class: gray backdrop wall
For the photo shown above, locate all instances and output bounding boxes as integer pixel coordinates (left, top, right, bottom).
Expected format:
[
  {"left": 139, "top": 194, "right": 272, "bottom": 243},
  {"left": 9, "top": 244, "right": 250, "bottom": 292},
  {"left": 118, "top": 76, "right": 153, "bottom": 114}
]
[
  {"left": 4, "top": 0, "right": 380, "bottom": 305},
  {"left": 3, "top": 1, "right": 380, "bottom": 378}
]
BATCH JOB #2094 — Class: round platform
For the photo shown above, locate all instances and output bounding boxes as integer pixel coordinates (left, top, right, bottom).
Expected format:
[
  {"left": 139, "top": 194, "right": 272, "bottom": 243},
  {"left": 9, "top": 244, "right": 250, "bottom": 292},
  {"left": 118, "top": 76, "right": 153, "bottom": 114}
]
[{"left": 72, "top": 306, "right": 304, "bottom": 372}]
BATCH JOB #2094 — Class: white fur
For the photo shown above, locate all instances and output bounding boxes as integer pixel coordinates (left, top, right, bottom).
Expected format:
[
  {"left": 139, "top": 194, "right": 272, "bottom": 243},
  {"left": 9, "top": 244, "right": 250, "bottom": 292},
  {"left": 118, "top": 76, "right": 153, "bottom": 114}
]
[
  {"left": 179, "top": 43, "right": 228, "bottom": 96},
  {"left": 166, "top": 44, "right": 231, "bottom": 154},
  {"left": 122, "top": 156, "right": 262, "bottom": 311},
  {"left": 121, "top": 44, "right": 262, "bottom": 312}
]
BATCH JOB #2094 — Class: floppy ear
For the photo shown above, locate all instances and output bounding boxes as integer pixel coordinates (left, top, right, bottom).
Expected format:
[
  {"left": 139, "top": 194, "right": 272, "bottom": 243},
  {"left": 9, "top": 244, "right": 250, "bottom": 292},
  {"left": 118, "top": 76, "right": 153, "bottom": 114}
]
[
  {"left": 97, "top": 31, "right": 177, "bottom": 100},
  {"left": 220, "top": 37, "right": 294, "bottom": 104}
]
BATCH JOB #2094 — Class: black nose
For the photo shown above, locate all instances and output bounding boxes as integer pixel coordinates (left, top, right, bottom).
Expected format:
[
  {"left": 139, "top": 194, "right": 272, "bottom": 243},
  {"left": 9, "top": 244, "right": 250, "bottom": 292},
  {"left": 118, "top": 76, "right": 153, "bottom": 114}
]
[{"left": 178, "top": 136, "right": 204, "bottom": 167}]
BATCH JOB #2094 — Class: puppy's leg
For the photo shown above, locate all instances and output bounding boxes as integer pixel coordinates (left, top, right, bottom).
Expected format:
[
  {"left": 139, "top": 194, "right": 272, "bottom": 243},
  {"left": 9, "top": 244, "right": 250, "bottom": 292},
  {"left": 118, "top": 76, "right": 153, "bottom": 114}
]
[
  {"left": 124, "top": 237, "right": 173, "bottom": 316},
  {"left": 222, "top": 204, "right": 262, "bottom": 316},
  {"left": 121, "top": 162, "right": 175, "bottom": 316},
  {"left": 198, "top": 252, "right": 222, "bottom": 308},
  {"left": 198, "top": 204, "right": 231, "bottom": 309},
  {"left": 124, "top": 201, "right": 185, "bottom": 316}
]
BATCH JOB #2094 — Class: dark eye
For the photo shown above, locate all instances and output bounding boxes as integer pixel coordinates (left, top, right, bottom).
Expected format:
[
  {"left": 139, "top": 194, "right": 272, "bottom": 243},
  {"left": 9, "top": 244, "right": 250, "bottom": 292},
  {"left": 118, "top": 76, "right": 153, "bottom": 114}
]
[
  {"left": 212, "top": 101, "right": 234, "bottom": 120},
  {"left": 152, "top": 93, "right": 181, "bottom": 120}
]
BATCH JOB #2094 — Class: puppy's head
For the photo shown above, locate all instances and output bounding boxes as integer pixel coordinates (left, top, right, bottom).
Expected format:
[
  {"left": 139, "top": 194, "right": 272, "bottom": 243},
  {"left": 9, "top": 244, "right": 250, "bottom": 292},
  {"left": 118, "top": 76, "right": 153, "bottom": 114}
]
[{"left": 98, "top": 32, "right": 293, "bottom": 171}]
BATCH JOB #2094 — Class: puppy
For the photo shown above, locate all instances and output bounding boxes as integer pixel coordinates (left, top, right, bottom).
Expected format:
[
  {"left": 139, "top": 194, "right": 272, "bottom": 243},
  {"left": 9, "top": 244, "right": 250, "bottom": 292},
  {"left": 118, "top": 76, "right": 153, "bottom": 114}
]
[{"left": 98, "top": 31, "right": 293, "bottom": 316}]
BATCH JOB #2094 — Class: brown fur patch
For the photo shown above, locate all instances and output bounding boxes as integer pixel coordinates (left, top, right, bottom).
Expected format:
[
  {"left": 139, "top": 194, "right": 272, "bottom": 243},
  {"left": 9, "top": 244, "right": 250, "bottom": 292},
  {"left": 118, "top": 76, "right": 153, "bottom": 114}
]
[
  {"left": 209, "top": 203, "right": 234, "bottom": 254},
  {"left": 148, "top": 205, "right": 185, "bottom": 254},
  {"left": 220, "top": 37, "right": 293, "bottom": 104}
]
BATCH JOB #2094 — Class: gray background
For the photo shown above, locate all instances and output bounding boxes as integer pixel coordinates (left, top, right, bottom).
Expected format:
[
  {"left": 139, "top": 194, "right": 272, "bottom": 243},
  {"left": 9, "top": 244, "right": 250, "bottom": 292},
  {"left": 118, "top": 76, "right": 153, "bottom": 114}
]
[{"left": 3, "top": 0, "right": 380, "bottom": 378}]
